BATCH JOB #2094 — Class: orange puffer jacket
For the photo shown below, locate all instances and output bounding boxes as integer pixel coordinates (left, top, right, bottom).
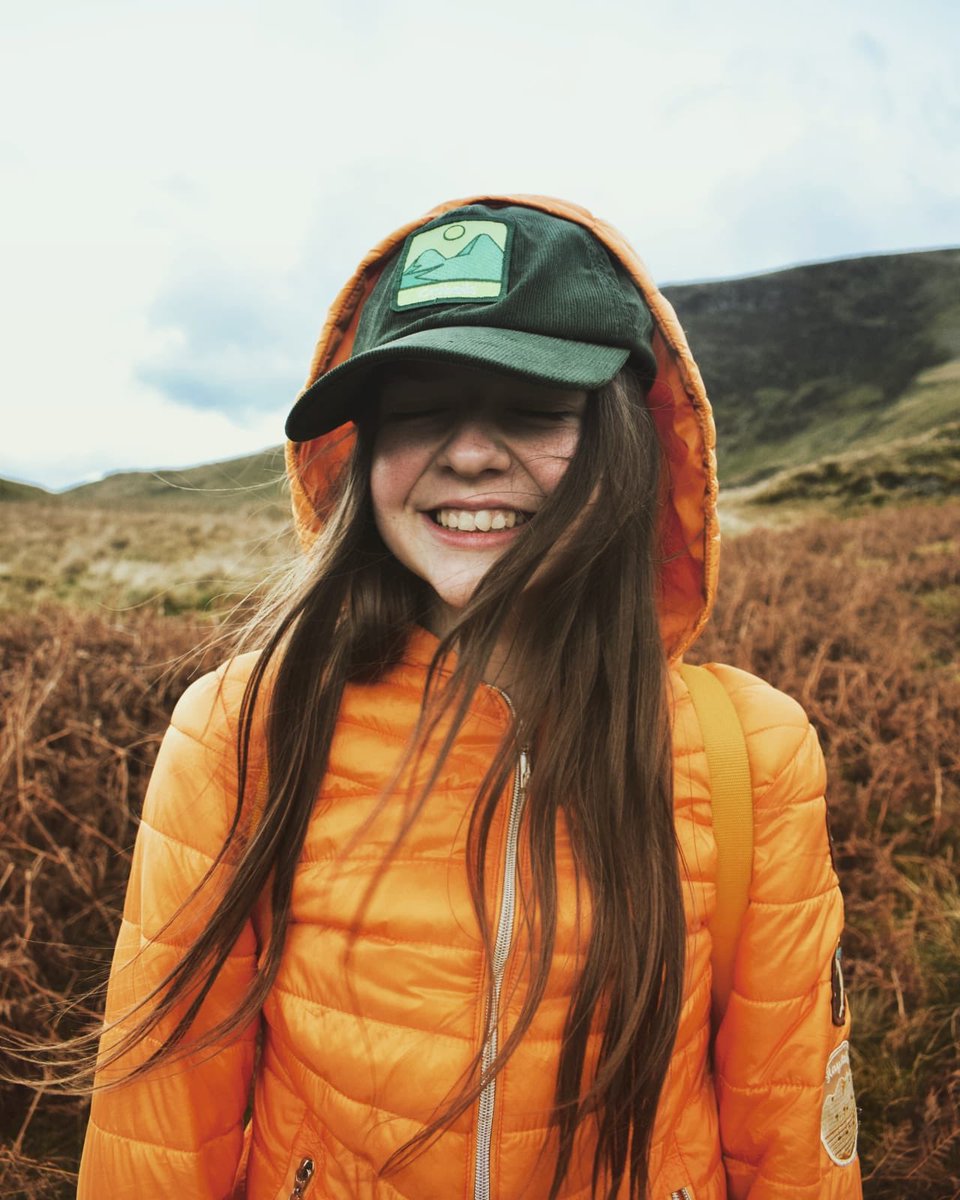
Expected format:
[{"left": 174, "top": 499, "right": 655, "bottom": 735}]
[{"left": 78, "top": 195, "right": 863, "bottom": 1199}]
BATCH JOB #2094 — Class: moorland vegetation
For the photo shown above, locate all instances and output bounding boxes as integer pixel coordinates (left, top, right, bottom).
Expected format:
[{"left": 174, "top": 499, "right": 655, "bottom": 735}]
[
  {"left": 2, "top": 245, "right": 959, "bottom": 1195},
  {"left": 1, "top": 497, "right": 957, "bottom": 1197}
]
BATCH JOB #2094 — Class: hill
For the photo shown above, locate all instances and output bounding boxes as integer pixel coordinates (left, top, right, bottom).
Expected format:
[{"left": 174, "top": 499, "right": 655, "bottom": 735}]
[
  {"left": 0, "top": 449, "right": 288, "bottom": 509},
  {"left": 716, "top": 422, "right": 960, "bottom": 534},
  {"left": 65, "top": 446, "right": 288, "bottom": 509},
  {"left": 746, "top": 420, "right": 960, "bottom": 508},
  {"left": 0, "top": 477, "right": 53, "bottom": 502},
  {"left": 662, "top": 247, "right": 960, "bottom": 485},
  {"left": 2, "top": 247, "right": 958, "bottom": 515}
]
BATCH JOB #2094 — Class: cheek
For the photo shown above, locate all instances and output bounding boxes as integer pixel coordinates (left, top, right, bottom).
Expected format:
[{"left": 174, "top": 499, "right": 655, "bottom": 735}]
[
  {"left": 369, "top": 436, "right": 423, "bottom": 525},
  {"left": 526, "top": 428, "right": 581, "bottom": 492}
]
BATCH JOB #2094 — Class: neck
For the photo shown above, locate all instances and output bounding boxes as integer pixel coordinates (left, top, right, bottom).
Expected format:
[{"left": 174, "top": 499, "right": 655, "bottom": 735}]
[{"left": 423, "top": 602, "right": 521, "bottom": 693}]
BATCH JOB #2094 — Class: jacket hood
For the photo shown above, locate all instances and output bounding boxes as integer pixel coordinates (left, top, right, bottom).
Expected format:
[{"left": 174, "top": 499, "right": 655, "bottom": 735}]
[{"left": 285, "top": 193, "right": 719, "bottom": 662}]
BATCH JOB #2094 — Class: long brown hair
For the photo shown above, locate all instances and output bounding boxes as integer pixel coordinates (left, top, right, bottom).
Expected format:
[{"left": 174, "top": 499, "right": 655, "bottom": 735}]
[{"left": 23, "top": 365, "right": 684, "bottom": 1198}]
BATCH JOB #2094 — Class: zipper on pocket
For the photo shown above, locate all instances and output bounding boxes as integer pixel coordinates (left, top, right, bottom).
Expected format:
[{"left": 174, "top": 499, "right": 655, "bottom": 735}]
[
  {"left": 669, "top": 1189, "right": 692, "bottom": 1200},
  {"left": 288, "top": 1156, "right": 315, "bottom": 1199}
]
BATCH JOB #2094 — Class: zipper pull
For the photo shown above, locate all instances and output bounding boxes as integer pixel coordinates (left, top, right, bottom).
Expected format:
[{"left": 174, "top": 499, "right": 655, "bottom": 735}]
[
  {"left": 669, "top": 1189, "right": 693, "bottom": 1200},
  {"left": 289, "top": 1156, "right": 315, "bottom": 1199},
  {"left": 518, "top": 746, "right": 531, "bottom": 791}
]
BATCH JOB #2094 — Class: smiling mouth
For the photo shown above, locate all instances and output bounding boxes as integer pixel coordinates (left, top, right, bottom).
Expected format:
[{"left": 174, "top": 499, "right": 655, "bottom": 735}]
[{"left": 430, "top": 507, "right": 531, "bottom": 531}]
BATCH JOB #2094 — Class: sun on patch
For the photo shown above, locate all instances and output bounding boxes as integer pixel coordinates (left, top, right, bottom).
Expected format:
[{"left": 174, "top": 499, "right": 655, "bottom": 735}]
[
  {"left": 821, "top": 1040, "right": 859, "bottom": 1166},
  {"left": 394, "top": 219, "right": 512, "bottom": 310}
]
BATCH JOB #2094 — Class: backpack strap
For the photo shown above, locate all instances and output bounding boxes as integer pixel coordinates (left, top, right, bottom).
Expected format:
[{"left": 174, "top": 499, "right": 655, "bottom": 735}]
[{"left": 678, "top": 663, "right": 754, "bottom": 1021}]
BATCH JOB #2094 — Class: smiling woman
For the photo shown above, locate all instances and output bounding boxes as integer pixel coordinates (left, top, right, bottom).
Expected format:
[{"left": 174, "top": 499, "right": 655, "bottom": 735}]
[
  {"left": 61, "top": 196, "right": 862, "bottom": 1200},
  {"left": 370, "top": 363, "right": 587, "bottom": 622}
]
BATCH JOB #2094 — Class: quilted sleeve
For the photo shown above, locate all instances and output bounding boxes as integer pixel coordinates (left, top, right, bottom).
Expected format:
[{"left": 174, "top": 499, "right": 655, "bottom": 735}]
[
  {"left": 708, "top": 665, "right": 863, "bottom": 1200},
  {"left": 77, "top": 663, "right": 260, "bottom": 1200}
]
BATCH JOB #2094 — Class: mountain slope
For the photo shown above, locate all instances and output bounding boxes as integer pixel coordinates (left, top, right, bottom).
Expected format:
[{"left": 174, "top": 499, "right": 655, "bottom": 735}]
[
  {"left": 727, "top": 420, "right": 960, "bottom": 511},
  {"left": 63, "top": 448, "right": 288, "bottom": 508},
  {"left": 663, "top": 248, "right": 960, "bottom": 485},
  {"left": 4, "top": 247, "right": 958, "bottom": 505},
  {"left": 0, "top": 477, "right": 53, "bottom": 502}
]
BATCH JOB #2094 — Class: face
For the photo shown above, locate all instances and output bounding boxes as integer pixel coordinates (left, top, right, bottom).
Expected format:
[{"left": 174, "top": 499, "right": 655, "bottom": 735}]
[{"left": 370, "top": 362, "right": 587, "bottom": 632}]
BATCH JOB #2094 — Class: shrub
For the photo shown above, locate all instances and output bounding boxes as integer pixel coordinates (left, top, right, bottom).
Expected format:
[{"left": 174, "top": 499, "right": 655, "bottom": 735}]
[{"left": 1, "top": 500, "right": 958, "bottom": 1196}]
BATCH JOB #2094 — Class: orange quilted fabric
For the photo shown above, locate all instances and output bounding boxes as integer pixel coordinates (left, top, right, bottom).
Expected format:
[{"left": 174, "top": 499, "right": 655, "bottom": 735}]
[{"left": 78, "top": 196, "right": 862, "bottom": 1199}]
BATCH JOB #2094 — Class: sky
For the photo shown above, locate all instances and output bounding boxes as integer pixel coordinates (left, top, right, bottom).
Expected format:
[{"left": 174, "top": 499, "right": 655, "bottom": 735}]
[{"left": 2, "top": 0, "right": 958, "bottom": 490}]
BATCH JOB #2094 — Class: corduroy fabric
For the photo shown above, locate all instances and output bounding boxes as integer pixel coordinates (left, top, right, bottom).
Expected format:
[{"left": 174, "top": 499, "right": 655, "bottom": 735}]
[
  {"left": 284, "top": 193, "right": 718, "bottom": 664},
  {"left": 285, "top": 203, "right": 656, "bottom": 440}
]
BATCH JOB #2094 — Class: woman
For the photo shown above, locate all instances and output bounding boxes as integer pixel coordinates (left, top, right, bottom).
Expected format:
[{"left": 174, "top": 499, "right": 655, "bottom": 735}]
[{"left": 77, "top": 195, "right": 862, "bottom": 1198}]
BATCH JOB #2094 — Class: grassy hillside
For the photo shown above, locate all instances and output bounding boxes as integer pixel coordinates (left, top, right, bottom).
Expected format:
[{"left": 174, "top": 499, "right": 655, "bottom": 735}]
[
  {"left": 748, "top": 421, "right": 960, "bottom": 507},
  {"left": 64, "top": 446, "right": 288, "bottom": 508},
  {"left": 3, "top": 250, "right": 955, "bottom": 518},
  {"left": 716, "top": 421, "right": 960, "bottom": 525},
  {"left": 0, "top": 499, "right": 295, "bottom": 612},
  {"left": 0, "top": 451, "right": 295, "bottom": 611},
  {"left": 0, "top": 478, "right": 52, "bottom": 502},
  {"left": 664, "top": 248, "right": 960, "bottom": 485}
]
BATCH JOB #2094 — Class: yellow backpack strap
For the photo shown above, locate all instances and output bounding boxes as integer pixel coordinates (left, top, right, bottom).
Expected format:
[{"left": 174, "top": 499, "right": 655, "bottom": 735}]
[{"left": 678, "top": 663, "right": 754, "bottom": 1021}]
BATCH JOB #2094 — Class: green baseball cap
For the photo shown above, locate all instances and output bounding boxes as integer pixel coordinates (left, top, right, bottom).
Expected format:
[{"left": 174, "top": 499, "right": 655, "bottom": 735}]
[{"left": 285, "top": 203, "right": 657, "bottom": 442}]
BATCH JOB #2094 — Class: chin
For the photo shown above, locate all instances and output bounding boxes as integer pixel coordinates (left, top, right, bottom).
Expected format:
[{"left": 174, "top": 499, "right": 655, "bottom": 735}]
[
  {"left": 432, "top": 584, "right": 481, "bottom": 611},
  {"left": 425, "top": 572, "right": 488, "bottom": 616}
]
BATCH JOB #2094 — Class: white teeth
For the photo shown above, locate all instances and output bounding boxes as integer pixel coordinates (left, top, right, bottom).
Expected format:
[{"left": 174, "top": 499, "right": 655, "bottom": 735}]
[{"left": 434, "top": 508, "right": 527, "bottom": 531}]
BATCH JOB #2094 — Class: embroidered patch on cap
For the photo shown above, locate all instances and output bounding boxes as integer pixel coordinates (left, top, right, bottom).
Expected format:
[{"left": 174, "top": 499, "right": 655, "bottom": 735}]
[
  {"left": 821, "top": 1040, "right": 858, "bottom": 1166},
  {"left": 393, "top": 219, "right": 512, "bottom": 310}
]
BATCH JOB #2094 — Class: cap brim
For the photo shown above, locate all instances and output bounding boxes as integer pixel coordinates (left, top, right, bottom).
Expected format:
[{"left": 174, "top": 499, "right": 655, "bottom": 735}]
[{"left": 284, "top": 326, "right": 631, "bottom": 442}]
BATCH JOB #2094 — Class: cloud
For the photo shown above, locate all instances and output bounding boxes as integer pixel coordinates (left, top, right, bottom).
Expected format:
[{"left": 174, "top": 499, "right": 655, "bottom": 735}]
[
  {"left": 721, "top": 180, "right": 874, "bottom": 279},
  {"left": 852, "top": 31, "right": 888, "bottom": 71},
  {"left": 137, "top": 257, "right": 311, "bottom": 417},
  {"left": 0, "top": 382, "right": 288, "bottom": 493},
  {"left": 2, "top": 0, "right": 958, "bottom": 488}
]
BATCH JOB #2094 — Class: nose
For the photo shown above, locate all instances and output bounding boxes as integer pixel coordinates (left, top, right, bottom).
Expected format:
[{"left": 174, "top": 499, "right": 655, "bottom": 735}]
[{"left": 435, "top": 413, "right": 512, "bottom": 477}]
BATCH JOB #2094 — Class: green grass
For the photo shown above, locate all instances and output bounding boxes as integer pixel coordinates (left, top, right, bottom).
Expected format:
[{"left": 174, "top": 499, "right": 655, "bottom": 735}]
[{"left": 732, "top": 422, "right": 960, "bottom": 510}]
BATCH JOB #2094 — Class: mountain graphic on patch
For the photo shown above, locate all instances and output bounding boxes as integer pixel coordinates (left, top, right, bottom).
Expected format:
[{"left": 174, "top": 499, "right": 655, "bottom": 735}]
[
  {"left": 394, "top": 220, "right": 511, "bottom": 309},
  {"left": 401, "top": 235, "right": 504, "bottom": 287}
]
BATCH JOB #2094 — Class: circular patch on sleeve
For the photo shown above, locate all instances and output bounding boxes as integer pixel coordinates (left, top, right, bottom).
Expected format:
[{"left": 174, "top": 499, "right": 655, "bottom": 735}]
[{"left": 821, "top": 1040, "right": 859, "bottom": 1165}]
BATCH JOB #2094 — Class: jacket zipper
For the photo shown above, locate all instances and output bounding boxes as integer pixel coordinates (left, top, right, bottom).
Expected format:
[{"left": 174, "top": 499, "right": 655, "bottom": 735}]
[
  {"left": 669, "top": 1189, "right": 692, "bottom": 1200},
  {"left": 472, "top": 727, "right": 531, "bottom": 1200},
  {"left": 288, "top": 1156, "right": 315, "bottom": 1198}
]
